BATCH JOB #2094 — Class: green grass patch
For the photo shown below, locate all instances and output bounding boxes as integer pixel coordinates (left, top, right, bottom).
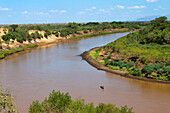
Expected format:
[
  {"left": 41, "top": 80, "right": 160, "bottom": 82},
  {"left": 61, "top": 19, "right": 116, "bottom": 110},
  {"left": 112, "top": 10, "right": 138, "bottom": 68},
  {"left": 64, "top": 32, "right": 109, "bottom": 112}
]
[
  {"left": 89, "top": 51, "right": 99, "bottom": 60},
  {"left": 0, "top": 44, "right": 37, "bottom": 59}
]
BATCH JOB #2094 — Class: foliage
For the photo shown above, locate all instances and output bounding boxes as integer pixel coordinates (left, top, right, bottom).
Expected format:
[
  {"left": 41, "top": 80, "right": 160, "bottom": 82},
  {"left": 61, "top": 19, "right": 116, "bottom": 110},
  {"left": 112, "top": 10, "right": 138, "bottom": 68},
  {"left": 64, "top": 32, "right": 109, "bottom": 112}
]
[
  {"left": 89, "top": 51, "right": 99, "bottom": 60},
  {"left": 0, "top": 86, "right": 17, "bottom": 113},
  {"left": 0, "top": 44, "right": 37, "bottom": 59},
  {"left": 103, "top": 17, "right": 170, "bottom": 61},
  {"left": 29, "top": 90, "right": 134, "bottom": 113}
]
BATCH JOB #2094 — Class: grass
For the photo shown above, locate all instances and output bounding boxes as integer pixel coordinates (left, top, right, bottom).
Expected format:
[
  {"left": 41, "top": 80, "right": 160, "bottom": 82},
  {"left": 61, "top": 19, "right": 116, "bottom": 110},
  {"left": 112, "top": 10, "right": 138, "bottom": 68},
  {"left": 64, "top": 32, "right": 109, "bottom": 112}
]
[
  {"left": 103, "top": 36, "right": 170, "bottom": 62},
  {"left": 89, "top": 51, "right": 99, "bottom": 60},
  {"left": 0, "top": 44, "right": 37, "bottom": 59}
]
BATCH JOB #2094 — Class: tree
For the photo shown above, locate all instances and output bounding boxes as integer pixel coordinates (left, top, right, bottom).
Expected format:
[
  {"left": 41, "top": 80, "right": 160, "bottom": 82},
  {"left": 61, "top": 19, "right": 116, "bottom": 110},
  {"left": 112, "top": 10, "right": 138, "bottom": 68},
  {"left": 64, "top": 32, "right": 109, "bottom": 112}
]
[{"left": 9, "top": 24, "right": 18, "bottom": 32}]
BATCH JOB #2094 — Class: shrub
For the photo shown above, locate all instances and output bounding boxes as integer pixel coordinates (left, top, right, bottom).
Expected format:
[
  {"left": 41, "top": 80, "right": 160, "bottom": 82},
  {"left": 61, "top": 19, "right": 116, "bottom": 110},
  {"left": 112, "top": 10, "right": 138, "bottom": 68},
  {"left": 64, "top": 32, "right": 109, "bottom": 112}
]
[
  {"left": 163, "top": 66, "right": 170, "bottom": 75},
  {"left": 95, "top": 48, "right": 101, "bottom": 54},
  {"left": 0, "top": 86, "right": 17, "bottom": 113},
  {"left": 83, "top": 30, "right": 88, "bottom": 33},
  {"left": 89, "top": 51, "right": 98, "bottom": 60},
  {"left": 29, "top": 90, "right": 134, "bottom": 113},
  {"left": 16, "top": 37, "right": 23, "bottom": 43},
  {"left": 127, "top": 62, "right": 135, "bottom": 68},
  {"left": 142, "top": 65, "right": 154, "bottom": 75},
  {"left": 157, "top": 69, "right": 164, "bottom": 75},
  {"left": 104, "top": 58, "right": 110, "bottom": 66},
  {"left": 98, "top": 60, "right": 105, "bottom": 65},
  {"left": 44, "top": 33, "right": 48, "bottom": 38},
  {"left": 131, "top": 68, "right": 142, "bottom": 76}
]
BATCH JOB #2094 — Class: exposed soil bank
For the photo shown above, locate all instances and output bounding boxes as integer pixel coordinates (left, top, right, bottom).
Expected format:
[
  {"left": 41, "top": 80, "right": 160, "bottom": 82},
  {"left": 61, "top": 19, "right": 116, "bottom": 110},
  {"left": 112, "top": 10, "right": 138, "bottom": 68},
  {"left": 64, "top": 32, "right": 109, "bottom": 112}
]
[
  {"left": 80, "top": 47, "right": 170, "bottom": 84},
  {"left": 0, "top": 30, "right": 129, "bottom": 60}
]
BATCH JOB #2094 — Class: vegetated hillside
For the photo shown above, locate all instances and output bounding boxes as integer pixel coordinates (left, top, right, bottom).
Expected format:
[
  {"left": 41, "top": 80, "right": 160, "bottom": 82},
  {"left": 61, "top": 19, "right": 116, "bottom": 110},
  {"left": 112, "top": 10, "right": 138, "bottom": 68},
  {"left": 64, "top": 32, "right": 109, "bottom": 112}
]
[
  {"left": 0, "top": 21, "right": 145, "bottom": 45},
  {"left": 90, "top": 16, "right": 170, "bottom": 81}
]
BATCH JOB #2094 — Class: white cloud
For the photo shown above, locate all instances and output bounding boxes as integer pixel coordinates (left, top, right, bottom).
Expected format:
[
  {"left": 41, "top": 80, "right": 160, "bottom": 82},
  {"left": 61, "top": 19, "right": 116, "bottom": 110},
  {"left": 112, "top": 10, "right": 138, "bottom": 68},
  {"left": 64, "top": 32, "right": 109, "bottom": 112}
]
[
  {"left": 49, "top": 9, "right": 66, "bottom": 13},
  {"left": 153, "top": 8, "right": 158, "bottom": 11},
  {"left": 22, "top": 11, "right": 29, "bottom": 14},
  {"left": 99, "top": 9, "right": 105, "bottom": 12},
  {"left": 49, "top": 10, "right": 58, "bottom": 13},
  {"left": 146, "top": 0, "right": 158, "bottom": 2},
  {"left": 92, "top": 7, "right": 96, "bottom": 10},
  {"left": 0, "top": 7, "right": 10, "bottom": 11},
  {"left": 128, "top": 6, "right": 146, "bottom": 9},
  {"left": 85, "top": 7, "right": 97, "bottom": 11},
  {"left": 78, "top": 11, "right": 85, "bottom": 14},
  {"left": 60, "top": 10, "right": 66, "bottom": 13},
  {"left": 116, "top": 5, "right": 125, "bottom": 9}
]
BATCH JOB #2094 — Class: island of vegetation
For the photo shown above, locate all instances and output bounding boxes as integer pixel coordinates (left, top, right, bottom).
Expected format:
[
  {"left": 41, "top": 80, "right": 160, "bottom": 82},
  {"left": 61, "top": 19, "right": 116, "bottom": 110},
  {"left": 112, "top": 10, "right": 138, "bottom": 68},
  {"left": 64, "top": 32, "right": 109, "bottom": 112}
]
[
  {"left": 82, "top": 16, "right": 170, "bottom": 83},
  {"left": 0, "top": 21, "right": 146, "bottom": 59}
]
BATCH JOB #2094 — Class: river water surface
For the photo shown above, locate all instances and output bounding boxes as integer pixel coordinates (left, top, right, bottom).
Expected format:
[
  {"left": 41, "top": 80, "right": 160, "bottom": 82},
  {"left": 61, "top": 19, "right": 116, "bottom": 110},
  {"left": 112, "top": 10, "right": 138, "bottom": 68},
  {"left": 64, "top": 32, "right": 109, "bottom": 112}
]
[{"left": 0, "top": 32, "right": 170, "bottom": 113}]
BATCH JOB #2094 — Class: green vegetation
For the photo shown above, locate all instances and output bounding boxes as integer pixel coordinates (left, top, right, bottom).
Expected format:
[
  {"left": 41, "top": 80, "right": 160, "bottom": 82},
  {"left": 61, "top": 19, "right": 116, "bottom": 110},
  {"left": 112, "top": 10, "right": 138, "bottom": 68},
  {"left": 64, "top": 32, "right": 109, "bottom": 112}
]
[
  {"left": 0, "top": 44, "right": 37, "bottom": 59},
  {"left": 29, "top": 90, "right": 133, "bottom": 113},
  {"left": 1, "top": 21, "right": 145, "bottom": 44},
  {"left": 89, "top": 51, "right": 99, "bottom": 60},
  {"left": 91, "top": 16, "right": 170, "bottom": 81},
  {"left": 0, "top": 86, "right": 17, "bottom": 113},
  {"left": 69, "top": 30, "right": 130, "bottom": 39}
]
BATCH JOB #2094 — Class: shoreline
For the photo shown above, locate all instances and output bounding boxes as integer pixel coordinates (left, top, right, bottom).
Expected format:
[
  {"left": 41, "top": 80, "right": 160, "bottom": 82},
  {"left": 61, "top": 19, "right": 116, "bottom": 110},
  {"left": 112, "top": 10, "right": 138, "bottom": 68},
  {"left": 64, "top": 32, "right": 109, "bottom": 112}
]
[
  {"left": 80, "top": 47, "right": 170, "bottom": 84},
  {"left": 0, "top": 30, "right": 129, "bottom": 60}
]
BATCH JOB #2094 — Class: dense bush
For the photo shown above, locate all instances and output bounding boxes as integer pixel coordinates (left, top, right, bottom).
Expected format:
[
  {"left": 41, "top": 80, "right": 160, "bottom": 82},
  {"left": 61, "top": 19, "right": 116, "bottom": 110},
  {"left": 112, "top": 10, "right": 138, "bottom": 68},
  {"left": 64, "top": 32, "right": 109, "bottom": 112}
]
[
  {"left": 142, "top": 65, "right": 155, "bottom": 75},
  {"left": 0, "top": 86, "right": 17, "bottom": 113},
  {"left": 130, "top": 16, "right": 170, "bottom": 45},
  {"left": 89, "top": 51, "right": 99, "bottom": 60},
  {"left": 131, "top": 68, "right": 142, "bottom": 76},
  {"left": 29, "top": 90, "right": 134, "bottom": 113}
]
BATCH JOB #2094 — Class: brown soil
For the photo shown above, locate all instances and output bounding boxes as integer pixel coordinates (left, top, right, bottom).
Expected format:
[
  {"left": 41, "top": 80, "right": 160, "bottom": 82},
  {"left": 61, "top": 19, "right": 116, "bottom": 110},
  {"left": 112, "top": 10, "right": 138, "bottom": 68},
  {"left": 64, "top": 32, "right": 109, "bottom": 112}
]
[{"left": 80, "top": 47, "right": 170, "bottom": 84}]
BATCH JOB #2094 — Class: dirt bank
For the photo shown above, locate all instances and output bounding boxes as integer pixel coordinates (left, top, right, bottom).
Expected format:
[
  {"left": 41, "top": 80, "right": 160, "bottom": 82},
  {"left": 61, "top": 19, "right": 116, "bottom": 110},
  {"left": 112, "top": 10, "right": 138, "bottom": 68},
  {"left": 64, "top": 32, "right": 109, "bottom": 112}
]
[
  {"left": 0, "top": 30, "right": 130, "bottom": 60},
  {"left": 80, "top": 47, "right": 170, "bottom": 84}
]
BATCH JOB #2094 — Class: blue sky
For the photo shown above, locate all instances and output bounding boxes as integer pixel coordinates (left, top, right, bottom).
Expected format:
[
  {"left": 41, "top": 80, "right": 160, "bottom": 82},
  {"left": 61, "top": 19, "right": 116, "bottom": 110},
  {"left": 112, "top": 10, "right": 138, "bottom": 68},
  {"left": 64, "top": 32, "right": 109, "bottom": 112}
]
[{"left": 0, "top": 0, "right": 169, "bottom": 24}]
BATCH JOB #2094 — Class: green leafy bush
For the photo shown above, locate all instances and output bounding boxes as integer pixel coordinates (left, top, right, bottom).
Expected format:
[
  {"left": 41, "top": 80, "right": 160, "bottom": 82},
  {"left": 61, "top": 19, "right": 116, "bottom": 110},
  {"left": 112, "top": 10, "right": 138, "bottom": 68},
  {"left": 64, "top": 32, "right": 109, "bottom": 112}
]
[
  {"left": 131, "top": 68, "right": 142, "bottom": 76},
  {"left": 89, "top": 51, "right": 98, "bottom": 60},
  {"left": 83, "top": 30, "right": 88, "bottom": 33},
  {"left": 142, "top": 65, "right": 154, "bottom": 75},
  {"left": 163, "top": 66, "right": 170, "bottom": 75},
  {"left": 29, "top": 90, "right": 134, "bottom": 113},
  {"left": 0, "top": 86, "right": 17, "bottom": 113}
]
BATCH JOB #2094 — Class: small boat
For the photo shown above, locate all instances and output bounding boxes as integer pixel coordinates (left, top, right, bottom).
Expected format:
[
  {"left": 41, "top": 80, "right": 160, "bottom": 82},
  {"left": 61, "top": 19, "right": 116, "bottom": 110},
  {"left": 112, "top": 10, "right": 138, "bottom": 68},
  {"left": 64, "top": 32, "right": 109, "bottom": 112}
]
[{"left": 100, "top": 86, "right": 104, "bottom": 89}]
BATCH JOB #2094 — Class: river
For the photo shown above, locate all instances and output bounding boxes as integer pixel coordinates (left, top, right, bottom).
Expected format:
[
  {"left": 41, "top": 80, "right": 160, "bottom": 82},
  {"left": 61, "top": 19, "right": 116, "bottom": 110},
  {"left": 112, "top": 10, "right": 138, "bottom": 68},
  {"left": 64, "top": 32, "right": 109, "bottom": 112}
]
[{"left": 0, "top": 32, "right": 170, "bottom": 113}]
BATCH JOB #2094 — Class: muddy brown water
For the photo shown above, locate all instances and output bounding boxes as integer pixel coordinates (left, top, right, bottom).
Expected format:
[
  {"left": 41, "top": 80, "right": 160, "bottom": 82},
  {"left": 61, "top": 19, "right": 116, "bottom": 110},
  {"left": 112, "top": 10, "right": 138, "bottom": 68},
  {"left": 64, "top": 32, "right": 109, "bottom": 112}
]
[{"left": 0, "top": 32, "right": 170, "bottom": 113}]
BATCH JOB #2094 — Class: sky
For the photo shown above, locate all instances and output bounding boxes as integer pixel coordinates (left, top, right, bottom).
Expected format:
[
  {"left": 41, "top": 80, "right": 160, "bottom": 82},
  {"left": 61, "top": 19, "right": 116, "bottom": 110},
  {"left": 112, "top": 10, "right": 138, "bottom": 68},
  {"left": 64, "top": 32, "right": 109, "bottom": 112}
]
[{"left": 0, "top": 0, "right": 169, "bottom": 24}]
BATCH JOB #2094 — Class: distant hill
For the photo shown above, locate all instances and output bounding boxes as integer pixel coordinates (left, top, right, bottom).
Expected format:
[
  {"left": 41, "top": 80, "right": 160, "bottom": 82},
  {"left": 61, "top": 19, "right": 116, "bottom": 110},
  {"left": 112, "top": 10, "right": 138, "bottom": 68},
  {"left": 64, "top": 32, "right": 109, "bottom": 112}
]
[{"left": 136, "top": 15, "right": 170, "bottom": 21}]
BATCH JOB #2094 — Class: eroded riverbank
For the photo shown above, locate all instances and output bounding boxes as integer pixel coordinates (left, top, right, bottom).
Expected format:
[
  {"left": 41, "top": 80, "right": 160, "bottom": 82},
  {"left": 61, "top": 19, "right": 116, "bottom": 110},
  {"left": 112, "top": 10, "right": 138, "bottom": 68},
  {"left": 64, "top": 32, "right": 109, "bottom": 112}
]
[{"left": 80, "top": 47, "right": 170, "bottom": 84}]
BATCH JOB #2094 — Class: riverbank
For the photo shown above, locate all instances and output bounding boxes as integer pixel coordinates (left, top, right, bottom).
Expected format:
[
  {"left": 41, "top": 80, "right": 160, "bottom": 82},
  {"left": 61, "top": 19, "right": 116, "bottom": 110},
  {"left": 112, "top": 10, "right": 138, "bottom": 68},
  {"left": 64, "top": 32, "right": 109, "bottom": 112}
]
[
  {"left": 68, "top": 30, "right": 130, "bottom": 39},
  {"left": 0, "top": 29, "right": 129, "bottom": 60},
  {"left": 80, "top": 47, "right": 170, "bottom": 84}
]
